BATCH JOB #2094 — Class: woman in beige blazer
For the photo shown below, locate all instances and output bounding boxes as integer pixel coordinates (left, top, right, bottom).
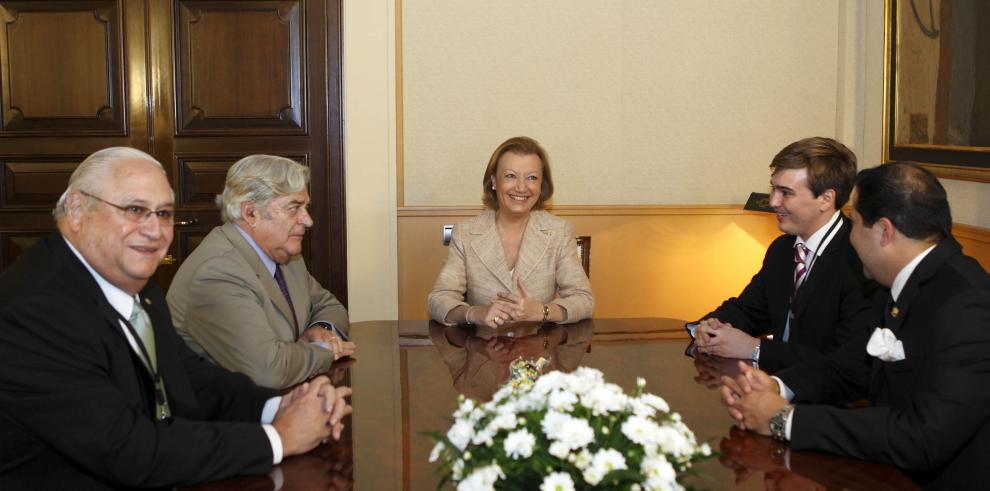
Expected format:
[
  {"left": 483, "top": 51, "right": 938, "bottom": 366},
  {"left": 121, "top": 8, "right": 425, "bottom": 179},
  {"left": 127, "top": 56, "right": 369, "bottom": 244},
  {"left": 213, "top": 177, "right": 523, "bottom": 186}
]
[{"left": 428, "top": 136, "right": 594, "bottom": 328}]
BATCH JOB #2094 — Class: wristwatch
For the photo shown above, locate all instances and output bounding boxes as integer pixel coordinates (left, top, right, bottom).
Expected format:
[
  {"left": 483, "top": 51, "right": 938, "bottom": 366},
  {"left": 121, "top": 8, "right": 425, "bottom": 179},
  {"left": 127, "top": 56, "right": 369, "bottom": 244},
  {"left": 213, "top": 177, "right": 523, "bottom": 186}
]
[{"left": 769, "top": 404, "right": 794, "bottom": 441}]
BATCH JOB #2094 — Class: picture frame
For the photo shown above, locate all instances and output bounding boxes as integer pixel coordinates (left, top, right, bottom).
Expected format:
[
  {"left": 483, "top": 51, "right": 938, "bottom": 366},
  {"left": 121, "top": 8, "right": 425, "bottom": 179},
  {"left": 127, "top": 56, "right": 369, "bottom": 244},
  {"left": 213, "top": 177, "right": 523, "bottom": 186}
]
[{"left": 883, "top": 0, "right": 990, "bottom": 182}]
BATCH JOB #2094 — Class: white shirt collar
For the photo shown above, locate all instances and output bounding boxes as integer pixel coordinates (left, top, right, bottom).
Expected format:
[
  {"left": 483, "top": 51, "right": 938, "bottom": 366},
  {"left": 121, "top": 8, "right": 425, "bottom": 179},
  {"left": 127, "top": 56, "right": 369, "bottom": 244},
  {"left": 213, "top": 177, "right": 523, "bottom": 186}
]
[
  {"left": 795, "top": 210, "right": 843, "bottom": 259},
  {"left": 234, "top": 223, "right": 277, "bottom": 276},
  {"left": 63, "top": 237, "right": 136, "bottom": 319},
  {"left": 891, "top": 244, "right": 937, "bottom": 301}
]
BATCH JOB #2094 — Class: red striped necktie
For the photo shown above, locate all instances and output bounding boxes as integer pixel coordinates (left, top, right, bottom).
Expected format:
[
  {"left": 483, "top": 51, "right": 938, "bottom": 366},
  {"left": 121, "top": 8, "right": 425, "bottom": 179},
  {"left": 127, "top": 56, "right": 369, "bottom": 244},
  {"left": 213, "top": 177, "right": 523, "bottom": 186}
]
[{"left": 794, "top": 243, "right": 811, "bottom": 291}]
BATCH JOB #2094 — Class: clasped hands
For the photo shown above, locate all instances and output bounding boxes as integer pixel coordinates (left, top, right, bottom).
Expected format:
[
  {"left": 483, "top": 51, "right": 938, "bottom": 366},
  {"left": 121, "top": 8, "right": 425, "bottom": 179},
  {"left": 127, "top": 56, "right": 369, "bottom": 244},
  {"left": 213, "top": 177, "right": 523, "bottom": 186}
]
[
  {"left": 693, "top": 318, "right": 760, "bottom": 359},
  {"left": 467, "top": 278, "right": 545, "bottom": 328},
  {"left": 300, "top": 326, "right": 357, "bottom": 360},
  {"left": 272, "top": 375, "right": 353, "bottom": 456},
  {"left": 719, "top": 361, "right": 789, "bottom": 437},
  {"left": 468, "top": 332, "right": 547, "bottom": 363}
]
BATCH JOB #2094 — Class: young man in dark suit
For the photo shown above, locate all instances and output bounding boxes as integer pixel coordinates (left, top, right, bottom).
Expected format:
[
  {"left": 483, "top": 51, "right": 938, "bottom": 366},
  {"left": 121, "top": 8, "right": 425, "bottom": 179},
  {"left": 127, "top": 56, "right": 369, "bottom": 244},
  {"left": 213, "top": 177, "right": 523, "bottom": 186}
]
[
  {"left": 691, "top": 137, "right": 878, "bottom": 372},
  {"left": 0, "top": 148, "right": 351, "bottom": 489},
  {"left": 721, "top": 163, "right": 990, "bottom": 490}
]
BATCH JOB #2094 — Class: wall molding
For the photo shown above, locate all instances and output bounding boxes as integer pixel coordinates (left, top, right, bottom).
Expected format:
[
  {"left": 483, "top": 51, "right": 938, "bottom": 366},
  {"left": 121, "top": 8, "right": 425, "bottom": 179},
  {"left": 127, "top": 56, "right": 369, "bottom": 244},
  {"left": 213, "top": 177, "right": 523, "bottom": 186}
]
[
  {"left": 398, "top": 204, "right": 773, "bottom": 217},
  {"left": 954, "top": 223, "right": 990, "bottom": 245},
  {"left": 399, "top": 205, "right": 990, "bottom": 241}
]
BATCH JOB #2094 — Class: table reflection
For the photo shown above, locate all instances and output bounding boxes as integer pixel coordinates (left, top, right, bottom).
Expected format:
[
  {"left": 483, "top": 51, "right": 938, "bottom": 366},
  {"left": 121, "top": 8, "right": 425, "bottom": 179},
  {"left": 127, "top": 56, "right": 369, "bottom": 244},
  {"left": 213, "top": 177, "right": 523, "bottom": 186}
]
[{"left": 429, "top": 321, "right": 593, "bottom": 401}]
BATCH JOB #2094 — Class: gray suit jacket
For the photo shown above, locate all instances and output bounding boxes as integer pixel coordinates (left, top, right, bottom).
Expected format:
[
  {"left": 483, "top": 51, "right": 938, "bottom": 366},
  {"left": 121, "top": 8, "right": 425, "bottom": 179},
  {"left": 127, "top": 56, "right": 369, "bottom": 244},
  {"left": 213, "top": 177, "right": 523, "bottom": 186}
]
[
  {"left": 428, "top": 209, "right": 594, "bottom": 324},
  {"left": 167, "top": 223, "right": 349, "bottom": 389}
]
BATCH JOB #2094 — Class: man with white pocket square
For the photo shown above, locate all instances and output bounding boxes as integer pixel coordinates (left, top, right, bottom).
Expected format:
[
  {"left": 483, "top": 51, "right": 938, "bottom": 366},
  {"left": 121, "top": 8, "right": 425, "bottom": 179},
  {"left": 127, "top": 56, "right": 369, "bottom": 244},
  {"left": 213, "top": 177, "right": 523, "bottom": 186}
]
[{"left": 719, "top": 162, "right": 990, "bottom": 490}]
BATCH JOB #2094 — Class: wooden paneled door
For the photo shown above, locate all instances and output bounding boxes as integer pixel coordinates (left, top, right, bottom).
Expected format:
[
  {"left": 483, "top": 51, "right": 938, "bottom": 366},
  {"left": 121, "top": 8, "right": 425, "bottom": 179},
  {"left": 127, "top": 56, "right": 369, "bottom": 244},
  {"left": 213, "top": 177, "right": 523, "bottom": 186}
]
[{"left": 0, "top": 0, "right": 346, "bottom": 303}]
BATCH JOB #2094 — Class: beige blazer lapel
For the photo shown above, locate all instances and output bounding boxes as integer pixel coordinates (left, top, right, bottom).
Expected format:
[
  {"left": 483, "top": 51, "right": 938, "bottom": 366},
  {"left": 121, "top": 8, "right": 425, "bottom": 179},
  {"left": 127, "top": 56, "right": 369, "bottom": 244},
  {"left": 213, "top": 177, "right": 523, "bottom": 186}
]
[
  {"left": 513, "top": 211, "right": 551, "bottom": 286},
  {"left": 468, "top": 210, "right": 515, "bottom": 292},
  {"left": 220, "top": 223, "right": 297, "bottom": 339}
]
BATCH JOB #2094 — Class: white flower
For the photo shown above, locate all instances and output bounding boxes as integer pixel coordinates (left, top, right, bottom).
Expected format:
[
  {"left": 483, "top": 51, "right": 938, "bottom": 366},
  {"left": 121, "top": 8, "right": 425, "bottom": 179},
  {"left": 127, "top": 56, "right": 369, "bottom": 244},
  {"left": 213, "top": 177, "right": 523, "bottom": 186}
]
[
  {"left": 532, "top": 370, "right": 567, "bottom": 396},
  {"left": 622, "top": 415, "right": 662, "bottom": 446},
  {"left": 641, "top": 454, "right": 677, "bottom": 483},
  {"left": 591, "top": 448, "right": 628, "bottom": 474},
  {"left": 452, "top": 459, "right": 465, "bottom": 480},
  {"left": 548, "top": 440, "right": 571, "bottom": 459},
  {"left": 447, "top": 420, "right": 474, "bottom": 451},
  {"left": 581, "top": 383, "right": 628, "bottom": 415},
  {"left": 640, "top": 393, "right": 670, "bottom": 414},
  {"left": 456, "top": 463, "right": 504, "bottom": 491},
  {"left": 556, "top": 417, "right": 594, "bottom": 449},
  {"left": 574, "top": 448, "right": 591, "bottom": 470},
  {"left": 489, "top": 411, "right": 518, "bottom": 432},
  {"left": 471, "top": 425, "right": 495, "bottom": 447},
  {"left": 542, "top": 412, "right": 593, "bottom": 450},
  {"left": 637, "top": 377, "right": 646, "bottom": 389},
  {"left": 582, "top": 465, "right": 605, "bottom": 486},
  {"left": 700, "top": 442, "right": 712, "bottom": 456},
  {"left": 629, "top": 398, "right": 657, "bottom": 418},
  {"left": 454, "top": 398, "right": 476, "bottom": 419},
  {"left": 429, "top": 441, "right": 445, "bottom": 462},
  {"left": 567, "top": 367, "right": 604, "bottom": 396},
  {"left": 541, "top": 411, "right": 568, "bottom": 438},
  {"left": 655, "top": 426, "right": 695, "bottom": 458},
  {"left": 548, "top": 389, "right": 578, "bottom": 412},
  {"left": 540, "top": 471, "right": 575, "bottom": 491},
  {"left": 503, "top": 429, "right": 536, "bottom": 459}
]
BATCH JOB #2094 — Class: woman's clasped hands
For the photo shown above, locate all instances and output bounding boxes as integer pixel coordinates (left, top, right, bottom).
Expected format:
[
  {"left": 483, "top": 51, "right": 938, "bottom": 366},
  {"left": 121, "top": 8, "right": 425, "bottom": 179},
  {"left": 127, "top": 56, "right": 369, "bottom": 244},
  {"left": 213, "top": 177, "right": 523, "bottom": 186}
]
[{"left": 468, "top": 278, "right": 545, "bottom": 328}]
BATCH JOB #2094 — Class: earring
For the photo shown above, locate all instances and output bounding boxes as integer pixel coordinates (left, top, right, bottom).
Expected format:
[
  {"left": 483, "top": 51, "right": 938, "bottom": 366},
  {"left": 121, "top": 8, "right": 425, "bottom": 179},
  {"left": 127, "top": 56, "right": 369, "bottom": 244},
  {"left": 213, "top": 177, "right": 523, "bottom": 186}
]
[{"left": 491, "top": 184, "right": 495, "bottom": 190}]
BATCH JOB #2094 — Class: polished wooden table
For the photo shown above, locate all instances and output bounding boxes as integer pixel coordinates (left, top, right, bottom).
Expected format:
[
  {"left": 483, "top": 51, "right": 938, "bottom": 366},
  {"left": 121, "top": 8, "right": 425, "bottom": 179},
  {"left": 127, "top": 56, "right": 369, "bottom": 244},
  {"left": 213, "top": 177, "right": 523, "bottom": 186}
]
[{"left": 187, "top": 319, "right": 919, "bottom": 491}]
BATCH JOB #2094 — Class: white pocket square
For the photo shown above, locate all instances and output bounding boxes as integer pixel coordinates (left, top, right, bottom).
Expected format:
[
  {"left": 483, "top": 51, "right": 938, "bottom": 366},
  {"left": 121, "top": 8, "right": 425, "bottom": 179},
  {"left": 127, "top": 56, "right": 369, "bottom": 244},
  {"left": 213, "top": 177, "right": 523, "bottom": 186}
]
[{"left": 866, "top": 327, "right": 905, "bottom": 362}]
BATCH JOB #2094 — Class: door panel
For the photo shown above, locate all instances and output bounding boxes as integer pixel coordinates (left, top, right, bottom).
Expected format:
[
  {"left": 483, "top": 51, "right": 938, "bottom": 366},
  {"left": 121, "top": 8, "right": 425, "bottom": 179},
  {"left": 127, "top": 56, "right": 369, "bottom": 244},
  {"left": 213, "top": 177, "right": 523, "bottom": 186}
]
[
  {"left": 174, "top": 1, "right": 306, "bottom": 133},
  {"left": 0, "top": 0, "right": 346, "bottom": 305},
  {"left": 1, "top": 1, "right": 126, "bottom": 135}
]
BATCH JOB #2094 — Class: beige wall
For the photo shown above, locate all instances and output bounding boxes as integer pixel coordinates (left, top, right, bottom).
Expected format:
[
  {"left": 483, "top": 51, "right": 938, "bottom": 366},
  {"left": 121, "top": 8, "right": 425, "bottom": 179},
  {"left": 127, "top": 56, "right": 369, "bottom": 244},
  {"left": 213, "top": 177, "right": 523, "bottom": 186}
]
[
  {"left": 343, "top": 0, "right": 990, "bottom": 322},
  {"left": 402, "top": 0, "right": 845, "bottom": 206}
]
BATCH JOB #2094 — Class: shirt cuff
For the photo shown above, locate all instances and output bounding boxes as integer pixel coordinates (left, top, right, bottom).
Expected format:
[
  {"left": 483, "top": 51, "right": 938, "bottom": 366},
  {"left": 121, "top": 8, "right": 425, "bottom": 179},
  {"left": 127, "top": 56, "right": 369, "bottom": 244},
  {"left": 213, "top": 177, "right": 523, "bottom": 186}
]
[
  {"left": 260, "top": 396, "right": 284, "bottom": 464},
  {"left": 771, "top": 376, "right": 795, "bottom": 401},
  {"left": 311, "top": 321, "right": 348, "bottom": 341},
  {"left": 685, "top": 322, "right": 699, "bottom": 339},
  {"left": 262, "top": 424, "right": 284, "bottom": 464}
]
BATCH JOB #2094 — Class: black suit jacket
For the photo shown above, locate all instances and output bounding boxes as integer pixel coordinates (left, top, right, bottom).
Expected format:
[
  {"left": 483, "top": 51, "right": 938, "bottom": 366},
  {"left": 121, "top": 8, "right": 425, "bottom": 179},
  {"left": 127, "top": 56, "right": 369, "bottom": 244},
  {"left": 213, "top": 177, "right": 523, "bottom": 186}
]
[
  {"left": 0, "top": 234, "right": 281, "bottom": 490},
  {"left": 701, "top": 215, "right": 879, "bottom": 371},
  {"left": 780, "top": 237, "right": 990, "bottom": 490}
]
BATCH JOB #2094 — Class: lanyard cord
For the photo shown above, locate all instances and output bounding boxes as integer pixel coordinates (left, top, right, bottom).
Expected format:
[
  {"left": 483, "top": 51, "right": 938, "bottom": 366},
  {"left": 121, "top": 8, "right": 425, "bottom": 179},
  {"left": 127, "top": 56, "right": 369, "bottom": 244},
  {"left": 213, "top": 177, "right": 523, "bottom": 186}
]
[
  {"left": 793, "top": 215, "right": 842, "bottom": 300},
  {"left": 114, "top": 310, "right": 172, "bottom": 421}
]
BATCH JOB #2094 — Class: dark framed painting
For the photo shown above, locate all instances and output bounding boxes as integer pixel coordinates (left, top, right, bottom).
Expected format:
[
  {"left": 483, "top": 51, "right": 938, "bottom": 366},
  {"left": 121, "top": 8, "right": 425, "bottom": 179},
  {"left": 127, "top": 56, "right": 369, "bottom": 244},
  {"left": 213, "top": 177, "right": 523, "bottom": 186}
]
[{"left": 883, "top": 0, "right": 990, "bottom": 182}]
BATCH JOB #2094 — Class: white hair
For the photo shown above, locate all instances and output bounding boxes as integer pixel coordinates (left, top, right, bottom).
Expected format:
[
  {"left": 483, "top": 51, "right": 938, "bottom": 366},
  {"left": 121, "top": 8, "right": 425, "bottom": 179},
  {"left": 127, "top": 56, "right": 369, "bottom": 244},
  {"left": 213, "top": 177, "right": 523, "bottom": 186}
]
[
  {"left": 53, "top": 147, "right": 165, "bottom": 219},
  {"left": 217, "top": 155, "right": 310, "bottom": 223}
]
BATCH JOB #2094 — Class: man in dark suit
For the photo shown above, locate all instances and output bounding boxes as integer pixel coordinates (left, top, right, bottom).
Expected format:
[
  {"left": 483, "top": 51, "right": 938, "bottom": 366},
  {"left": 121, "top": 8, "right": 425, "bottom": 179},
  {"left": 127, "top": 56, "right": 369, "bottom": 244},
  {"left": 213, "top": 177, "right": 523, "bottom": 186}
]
[
  {"left": 721, "top": 163, "right": 990, "bottom": 490},
  {"left": 691, "top": 137, "right": 878, "bottom": 372},
  {"left": 0, "top": 147, "right": 351, "bottom": 489}
]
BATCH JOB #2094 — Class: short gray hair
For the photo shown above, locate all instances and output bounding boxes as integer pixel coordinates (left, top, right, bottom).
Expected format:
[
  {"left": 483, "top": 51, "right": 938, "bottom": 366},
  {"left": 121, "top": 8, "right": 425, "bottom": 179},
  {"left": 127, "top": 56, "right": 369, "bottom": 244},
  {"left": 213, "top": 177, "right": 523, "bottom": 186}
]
[
  {"left": 53, "top": 147, "right": 165, "bottom": 219},
  {"left": 217, "top": 155, "right": 310, "bottom": 223}
]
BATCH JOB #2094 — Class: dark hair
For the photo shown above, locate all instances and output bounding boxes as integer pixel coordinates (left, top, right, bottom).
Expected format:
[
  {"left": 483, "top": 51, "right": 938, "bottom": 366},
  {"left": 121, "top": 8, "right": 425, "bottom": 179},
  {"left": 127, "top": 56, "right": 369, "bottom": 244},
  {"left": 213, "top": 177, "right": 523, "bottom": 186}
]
[
  {"left": 769, "top": 137, "right": 857, "bottom": 209},
  {"left": 481, "top": 136, "right": 554, "bottom": 210},
  {"left": 854, "top": 163, "right": 952, "bottom": 241}
]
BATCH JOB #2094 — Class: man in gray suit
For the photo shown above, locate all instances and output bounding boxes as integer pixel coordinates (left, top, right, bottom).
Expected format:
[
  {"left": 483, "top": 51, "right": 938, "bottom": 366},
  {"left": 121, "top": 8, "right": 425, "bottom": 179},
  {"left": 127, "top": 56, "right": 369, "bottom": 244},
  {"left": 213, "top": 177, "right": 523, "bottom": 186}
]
[{"left": 168, "top": 155, "right": 355, "bottom": 389}]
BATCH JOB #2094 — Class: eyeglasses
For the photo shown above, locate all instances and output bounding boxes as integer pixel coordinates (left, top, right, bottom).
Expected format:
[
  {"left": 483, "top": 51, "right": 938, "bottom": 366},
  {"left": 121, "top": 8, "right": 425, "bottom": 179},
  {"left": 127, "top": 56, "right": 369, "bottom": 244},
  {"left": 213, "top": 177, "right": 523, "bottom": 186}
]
[{"left": 79, "top": 191, "right": 175, "bottom": 225}]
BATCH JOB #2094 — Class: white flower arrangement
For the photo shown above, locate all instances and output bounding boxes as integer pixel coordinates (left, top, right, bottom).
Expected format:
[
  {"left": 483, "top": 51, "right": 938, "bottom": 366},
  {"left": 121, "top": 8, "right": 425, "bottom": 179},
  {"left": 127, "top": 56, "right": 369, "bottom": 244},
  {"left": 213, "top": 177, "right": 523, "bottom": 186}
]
[{"left": 428, "top": 368, "right": 713, "bottom": 490}]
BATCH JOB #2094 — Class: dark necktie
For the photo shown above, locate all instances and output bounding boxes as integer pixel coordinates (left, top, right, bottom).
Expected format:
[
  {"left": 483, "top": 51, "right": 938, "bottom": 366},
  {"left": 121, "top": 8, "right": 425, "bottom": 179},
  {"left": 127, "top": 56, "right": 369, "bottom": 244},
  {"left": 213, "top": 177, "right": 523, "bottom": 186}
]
[{"left": 274, "top": 265, "right": 300, "bottom": 339}]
